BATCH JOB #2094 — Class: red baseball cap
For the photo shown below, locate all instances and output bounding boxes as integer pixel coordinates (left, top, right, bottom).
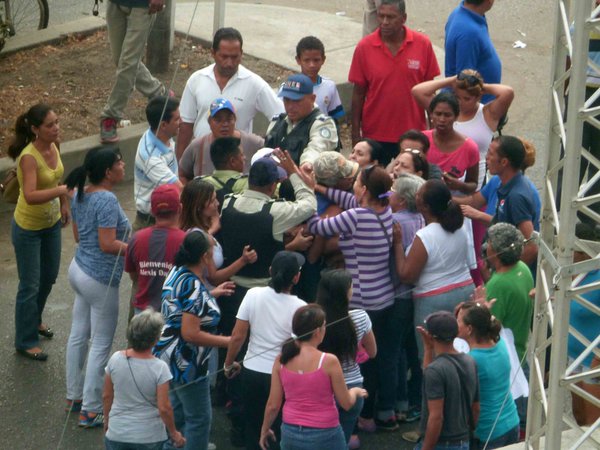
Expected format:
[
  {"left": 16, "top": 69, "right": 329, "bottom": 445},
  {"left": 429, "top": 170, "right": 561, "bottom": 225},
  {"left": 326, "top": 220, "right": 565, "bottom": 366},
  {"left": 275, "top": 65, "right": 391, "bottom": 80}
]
[{"left": 151, "top": 184, "right": 180, "bottom": 216}]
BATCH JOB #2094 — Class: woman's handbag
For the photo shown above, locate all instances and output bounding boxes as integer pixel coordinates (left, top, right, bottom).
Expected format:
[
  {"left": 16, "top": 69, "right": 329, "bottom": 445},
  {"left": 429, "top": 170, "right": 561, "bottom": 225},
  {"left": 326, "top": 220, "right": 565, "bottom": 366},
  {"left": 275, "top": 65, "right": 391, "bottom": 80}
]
[{"left": 0, "top": 168, "right": 19, "bottom": 204}]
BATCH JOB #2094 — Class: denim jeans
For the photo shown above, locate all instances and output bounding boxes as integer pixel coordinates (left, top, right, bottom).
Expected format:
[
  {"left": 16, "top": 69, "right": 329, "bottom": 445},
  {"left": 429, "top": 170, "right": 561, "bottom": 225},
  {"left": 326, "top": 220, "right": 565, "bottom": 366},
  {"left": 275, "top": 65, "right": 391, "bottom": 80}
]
[
  {"left": 102, "top": 2, "right": 164, "bottom": 119},
  {"left": 66, "top": 259, "right": 120, "bottom": 412},
  {"left": 360, "top": 300, "right": 405, "bottom": 419},
  {"left": 413, "top": 284, "right": 475, "bottom": 360},
  {"left": 165, "top": 375, "right": 211, "bottom": 450},
  {"left": 104, "top": 437, "right": 165, "bottom": 450},
  {"left": 280, "top": 423, "right": 346, "bottom": 450},
  {"left": 475, "top": 424, "right": 519, "bottom": 450},
  {"left": 396, "top": 297, "right": 422, "bottom": 410},
  {"left": 414, "top": 440, "right": 469, "bottom": 450},
  {"left": 11, "top": 219, "right": 61, "bottom": 350},
  {"left": 338, "top": 383, "right": 364, "bottom": 443}
]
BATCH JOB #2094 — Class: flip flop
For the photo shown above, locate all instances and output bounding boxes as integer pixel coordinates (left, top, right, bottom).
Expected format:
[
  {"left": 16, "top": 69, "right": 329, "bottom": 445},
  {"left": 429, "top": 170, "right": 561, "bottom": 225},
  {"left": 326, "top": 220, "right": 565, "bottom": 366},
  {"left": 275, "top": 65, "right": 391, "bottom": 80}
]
[{"left": 16, "top": 348, "right": 48, "bottom": 361}]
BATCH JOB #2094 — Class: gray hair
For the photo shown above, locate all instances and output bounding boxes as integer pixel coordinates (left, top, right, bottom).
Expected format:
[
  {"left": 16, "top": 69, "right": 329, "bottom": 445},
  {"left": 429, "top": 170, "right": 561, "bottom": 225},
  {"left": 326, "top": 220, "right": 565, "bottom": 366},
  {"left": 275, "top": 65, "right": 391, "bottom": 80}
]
[
  {"left": 393, "top": 173, "right": 425, "bottom": 212},
  {"left": 127, "top": 308, "right": 165, "bottom": 351},
  {"left": 487, "top": 223, "right": 524, "bottom": 266},
  {"left": 380, "top": 0, "right": 406, "bottom": 14}
]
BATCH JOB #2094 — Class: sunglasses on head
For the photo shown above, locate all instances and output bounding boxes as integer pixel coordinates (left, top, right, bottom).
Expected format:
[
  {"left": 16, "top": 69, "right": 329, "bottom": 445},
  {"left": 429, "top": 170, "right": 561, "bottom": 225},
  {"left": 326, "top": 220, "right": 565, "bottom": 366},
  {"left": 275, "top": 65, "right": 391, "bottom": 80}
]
[
  {"left": 457, "top": 72, "right": 481, "bottom": 86},
  {"left": 402, "top": 148, "right": 422, "bottom": 155}
]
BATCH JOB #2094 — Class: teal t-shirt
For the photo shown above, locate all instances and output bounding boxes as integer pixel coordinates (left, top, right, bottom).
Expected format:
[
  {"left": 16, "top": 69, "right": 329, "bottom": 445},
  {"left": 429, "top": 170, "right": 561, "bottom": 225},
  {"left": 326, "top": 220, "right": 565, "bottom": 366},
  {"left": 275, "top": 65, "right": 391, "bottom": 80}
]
[
  {"left": 487, "top": 261, "right": 533, "bottom": 362},
  {"left": 470, "top": 339, "right": 520, "bottom": 440}
]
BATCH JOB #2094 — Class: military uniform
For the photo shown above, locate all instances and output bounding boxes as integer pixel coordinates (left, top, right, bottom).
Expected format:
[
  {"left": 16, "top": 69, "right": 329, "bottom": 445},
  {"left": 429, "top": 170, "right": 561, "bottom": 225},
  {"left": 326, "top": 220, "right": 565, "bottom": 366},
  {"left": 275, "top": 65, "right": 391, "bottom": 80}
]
[{"left": 265, "top": 107, "right": 339, "bottom": 166}]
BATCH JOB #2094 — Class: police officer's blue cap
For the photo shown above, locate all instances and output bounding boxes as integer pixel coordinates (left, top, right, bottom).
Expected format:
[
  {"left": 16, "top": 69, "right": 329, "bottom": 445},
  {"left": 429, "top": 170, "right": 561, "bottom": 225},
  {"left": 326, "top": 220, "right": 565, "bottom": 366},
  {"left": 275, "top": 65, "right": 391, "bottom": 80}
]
[
  {"left": 249, "top": 157, "right": 285, "bottom": 187},
  {"left": 278, "top": 74, "right": 314, "bottom": 100}
]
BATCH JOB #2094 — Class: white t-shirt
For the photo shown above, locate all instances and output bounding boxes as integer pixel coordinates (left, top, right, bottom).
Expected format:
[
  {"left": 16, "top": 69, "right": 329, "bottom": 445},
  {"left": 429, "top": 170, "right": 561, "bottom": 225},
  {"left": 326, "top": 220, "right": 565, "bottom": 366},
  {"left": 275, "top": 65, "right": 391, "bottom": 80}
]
[
  {"left": 236, "top": 286, "right": 306, "bottom": 373},
  {"left": 105, "top": 351, "right": 172, "bottom": 444},
  {"left": 179, "top": 63, "right": 284, "bottom": 138},
  {"left": 313, "top": 76, "right": 344, "bottom": 119},
  {"left": 412, "top": 222, "right": 472, "bottom": 295},
  {"left": 134, "top": 129, "right": 179, "bottom": 214}
]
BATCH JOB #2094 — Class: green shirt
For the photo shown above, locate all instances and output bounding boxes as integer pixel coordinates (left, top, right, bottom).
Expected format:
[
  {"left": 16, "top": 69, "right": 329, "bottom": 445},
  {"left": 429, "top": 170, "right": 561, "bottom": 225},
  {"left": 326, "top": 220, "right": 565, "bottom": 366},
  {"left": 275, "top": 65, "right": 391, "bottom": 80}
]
[
  {"left": 486, "top": 261, "right": 534, "bottom": 362},
  {"left": 201, "top": 170, "right": 248, "bottom": 194}
]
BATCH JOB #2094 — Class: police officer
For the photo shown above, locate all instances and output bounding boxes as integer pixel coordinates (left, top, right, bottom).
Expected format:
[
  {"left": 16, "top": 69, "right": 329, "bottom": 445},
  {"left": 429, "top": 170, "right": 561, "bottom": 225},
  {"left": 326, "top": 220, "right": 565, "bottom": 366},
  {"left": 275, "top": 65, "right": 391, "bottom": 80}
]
[{"left": 265, "top": 74, "right": 339, "bottom": 174}]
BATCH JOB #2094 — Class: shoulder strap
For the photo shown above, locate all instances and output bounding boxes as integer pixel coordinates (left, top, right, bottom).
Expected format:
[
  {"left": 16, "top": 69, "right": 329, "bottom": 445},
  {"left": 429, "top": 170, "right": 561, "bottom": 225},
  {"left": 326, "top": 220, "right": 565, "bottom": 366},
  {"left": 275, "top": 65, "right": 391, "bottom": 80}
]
[
  {"left": 318, "top": 352, "right": 327, "bottom": 369},
  {"left": 224, "top": 177, "right": 238, "bottom": 191},
  {"left": 440, "top": 354, "right": 475, "bottom": 433}
]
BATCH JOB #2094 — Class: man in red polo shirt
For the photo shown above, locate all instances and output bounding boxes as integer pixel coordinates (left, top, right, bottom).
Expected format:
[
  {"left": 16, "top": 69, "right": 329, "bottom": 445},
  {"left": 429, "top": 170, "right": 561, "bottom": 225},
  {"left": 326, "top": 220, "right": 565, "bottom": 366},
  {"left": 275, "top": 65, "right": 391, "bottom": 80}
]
[{"left": 350, "top": 0, "right": 440, "bottom": 166}]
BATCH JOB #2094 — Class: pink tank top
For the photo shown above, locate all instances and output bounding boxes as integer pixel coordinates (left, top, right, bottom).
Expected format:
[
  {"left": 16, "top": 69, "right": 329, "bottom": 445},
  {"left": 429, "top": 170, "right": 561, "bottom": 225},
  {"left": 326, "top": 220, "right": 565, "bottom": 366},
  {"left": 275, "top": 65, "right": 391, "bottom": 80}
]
[{"left": 280, "top": 353, "right": 340, "bottom": 428}]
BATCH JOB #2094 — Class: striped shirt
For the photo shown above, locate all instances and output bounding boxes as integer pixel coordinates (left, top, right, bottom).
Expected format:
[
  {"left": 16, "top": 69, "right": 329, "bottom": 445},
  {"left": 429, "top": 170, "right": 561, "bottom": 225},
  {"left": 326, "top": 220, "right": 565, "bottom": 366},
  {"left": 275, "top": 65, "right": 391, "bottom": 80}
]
[
  {"left": 308, "top": 188, "right": 395, "bottom": 310},
  {"left": 342, "top": 309, "right": 372, "bottom": 385},
  {"left": 392, "top": 210, "right": 426, "bottom": 298}
]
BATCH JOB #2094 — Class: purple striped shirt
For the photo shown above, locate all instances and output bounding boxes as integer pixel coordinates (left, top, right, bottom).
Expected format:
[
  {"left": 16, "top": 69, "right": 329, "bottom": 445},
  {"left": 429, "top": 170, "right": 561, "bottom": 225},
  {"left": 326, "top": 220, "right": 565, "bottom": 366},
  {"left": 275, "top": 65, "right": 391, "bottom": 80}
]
[{"left": 308, "top": 189, "right": 395, "bottom": 311}]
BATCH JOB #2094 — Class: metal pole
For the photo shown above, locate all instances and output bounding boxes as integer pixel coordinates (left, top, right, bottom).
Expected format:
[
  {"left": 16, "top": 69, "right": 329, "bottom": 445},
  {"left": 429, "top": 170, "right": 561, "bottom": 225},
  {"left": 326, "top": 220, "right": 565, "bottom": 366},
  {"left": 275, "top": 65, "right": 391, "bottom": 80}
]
[
  {"left": 147, "top": 0, "right": 174, "bottom": 74},
  {"left": 528, "top": 1, "right": 600, "bottom": 448},
  {"left": 213, "top": 0, "right": 226, "bottom": 36}
]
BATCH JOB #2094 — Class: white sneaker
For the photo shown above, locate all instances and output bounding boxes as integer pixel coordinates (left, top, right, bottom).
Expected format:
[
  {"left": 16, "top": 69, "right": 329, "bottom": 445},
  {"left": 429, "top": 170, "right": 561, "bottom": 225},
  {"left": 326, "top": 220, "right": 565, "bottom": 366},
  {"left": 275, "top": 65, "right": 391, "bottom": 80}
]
[{"left": 208, "top": 443, "right": 217, "bottom": 450}]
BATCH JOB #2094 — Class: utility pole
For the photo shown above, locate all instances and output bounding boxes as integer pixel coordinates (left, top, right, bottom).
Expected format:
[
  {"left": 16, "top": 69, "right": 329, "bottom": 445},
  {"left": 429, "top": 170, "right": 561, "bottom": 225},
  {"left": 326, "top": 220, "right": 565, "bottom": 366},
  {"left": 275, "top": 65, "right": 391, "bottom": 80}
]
[{"left": 146, "top": 0, "right": 174, "bottom": 74}]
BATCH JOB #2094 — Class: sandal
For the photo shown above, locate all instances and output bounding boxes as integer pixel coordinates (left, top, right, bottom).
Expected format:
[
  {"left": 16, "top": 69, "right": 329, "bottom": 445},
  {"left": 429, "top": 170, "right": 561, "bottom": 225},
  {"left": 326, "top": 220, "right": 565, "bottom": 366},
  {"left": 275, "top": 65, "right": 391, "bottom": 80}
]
[
  {"left": 38, "top": 326, "right": 54, "bottom": 339},
  {"left": 16, "top": 348, "right": 48, "bottom": 361}
]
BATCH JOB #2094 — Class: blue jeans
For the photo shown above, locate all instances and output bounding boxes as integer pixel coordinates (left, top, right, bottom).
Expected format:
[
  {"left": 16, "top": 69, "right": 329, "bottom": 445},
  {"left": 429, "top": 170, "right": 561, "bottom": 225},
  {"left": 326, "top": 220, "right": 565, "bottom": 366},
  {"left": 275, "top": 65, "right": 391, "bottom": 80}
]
[
  {"left": 338, "top": 383, "right": 364, "bottom": 443},
  {"left": 414, "top": 440, "right": 469, "bottom": 450},
  {"left": 476, "top": 424, "right": 519, "bottom": 449},
  {"left": 165, "top": 375, "right": 211, "bottom": 450},
  {"left": 413, "top": 284, "right": 475, "bottom": 360},
  {"left": 281, "top": 423, "right": 346, "bottom": 450},
  {"left": 11, "top": 219, "right": 61, "bottom": 350},
  {"left": 104, "top": 437, "right": 165, "bottom": 450}
]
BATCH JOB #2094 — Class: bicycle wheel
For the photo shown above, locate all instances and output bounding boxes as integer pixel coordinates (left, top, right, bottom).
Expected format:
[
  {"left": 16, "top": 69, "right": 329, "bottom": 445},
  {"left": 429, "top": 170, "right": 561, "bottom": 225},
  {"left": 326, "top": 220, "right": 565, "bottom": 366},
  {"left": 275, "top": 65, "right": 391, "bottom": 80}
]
[{"left": 5, "top": 0, "right": 49, "bottom": 35}]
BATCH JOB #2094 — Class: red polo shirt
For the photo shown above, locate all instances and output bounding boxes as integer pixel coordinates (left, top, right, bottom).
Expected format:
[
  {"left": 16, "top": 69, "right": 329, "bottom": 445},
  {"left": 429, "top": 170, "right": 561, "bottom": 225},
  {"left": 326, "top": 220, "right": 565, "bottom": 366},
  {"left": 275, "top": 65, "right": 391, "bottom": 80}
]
[{"left": 349, "top": 27, "right": 440, "bottom": 143}]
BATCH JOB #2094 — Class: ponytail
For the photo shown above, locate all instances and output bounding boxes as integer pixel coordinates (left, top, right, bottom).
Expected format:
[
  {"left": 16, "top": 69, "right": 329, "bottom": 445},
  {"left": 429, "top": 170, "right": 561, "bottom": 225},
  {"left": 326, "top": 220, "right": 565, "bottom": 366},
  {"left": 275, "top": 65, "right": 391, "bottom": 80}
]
[
  {"left": 8, "top": 104, "right": 53, "bottom": 160},
  {"left": 439, "top": 200, "right": 464, "bottom": 232},
  {"left": 422, "top": 179, "right": 464, "bottom": 232},
  {"left": 459, "top": 301, "right": 501, "bottom": 343},
  {"left": 280, "top": 304, "right": 326, "bottom": 365},
  {"left": 65, "top": 145, "right": 121, "bottom": 202}
]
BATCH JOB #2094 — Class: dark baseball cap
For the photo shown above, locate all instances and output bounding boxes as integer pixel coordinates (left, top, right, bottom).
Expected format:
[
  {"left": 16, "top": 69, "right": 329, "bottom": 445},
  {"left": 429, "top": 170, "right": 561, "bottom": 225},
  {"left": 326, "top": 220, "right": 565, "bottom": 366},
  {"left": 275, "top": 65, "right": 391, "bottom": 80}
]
[
  {"left": 271, "top": 251, "right": 306, "bottom": 277},
  {"left": 425, "top": 311, "right": 459, "bottom": 342},
  {"left": 249, "top": 157, "right": 285, "bottom": 187},
  {"left": 278, "top": 74, "right": 313, "bottom": 100}
]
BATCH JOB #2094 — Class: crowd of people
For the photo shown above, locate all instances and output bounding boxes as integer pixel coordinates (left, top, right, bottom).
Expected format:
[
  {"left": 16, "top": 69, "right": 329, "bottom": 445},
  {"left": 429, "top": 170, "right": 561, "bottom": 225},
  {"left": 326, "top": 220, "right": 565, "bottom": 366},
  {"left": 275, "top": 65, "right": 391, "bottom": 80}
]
[{"left": 6, "top": 0, "right": 600, "bottom": 450}]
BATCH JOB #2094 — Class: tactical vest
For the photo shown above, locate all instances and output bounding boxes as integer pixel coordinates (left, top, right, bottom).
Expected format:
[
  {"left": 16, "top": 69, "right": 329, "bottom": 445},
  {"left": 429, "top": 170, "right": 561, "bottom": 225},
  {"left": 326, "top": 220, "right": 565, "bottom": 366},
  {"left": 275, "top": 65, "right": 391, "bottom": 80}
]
[
  {"left": 264, "top": 108, "right": 322, "bottom": 165},
  {"left": 219, "top": 196, "right": 284, "bottom": 279},
  {"left": 199, "top": 174, "right": 247, "bottom": 213}
]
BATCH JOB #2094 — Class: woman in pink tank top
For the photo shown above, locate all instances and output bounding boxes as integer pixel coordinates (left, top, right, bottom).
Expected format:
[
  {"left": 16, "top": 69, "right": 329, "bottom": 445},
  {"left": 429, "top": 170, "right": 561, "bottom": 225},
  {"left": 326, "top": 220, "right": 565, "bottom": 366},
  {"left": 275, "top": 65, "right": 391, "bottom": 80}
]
[{"left": 259, "top": 304, "right": 367, "bottom": 450}]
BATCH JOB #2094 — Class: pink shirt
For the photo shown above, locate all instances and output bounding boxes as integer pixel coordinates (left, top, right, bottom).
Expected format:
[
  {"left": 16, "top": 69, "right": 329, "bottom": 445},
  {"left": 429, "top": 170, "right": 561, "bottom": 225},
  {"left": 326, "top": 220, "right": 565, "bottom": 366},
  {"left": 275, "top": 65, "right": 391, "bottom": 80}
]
[
  {"left": 280, "top": 353, "right": 339, "bottom": 428},
  {"left": 349, "top": 27, "right": 440, "bottom": 142},
  {"left": 423, "top": 129, "right": 479, "bottom": 180}
]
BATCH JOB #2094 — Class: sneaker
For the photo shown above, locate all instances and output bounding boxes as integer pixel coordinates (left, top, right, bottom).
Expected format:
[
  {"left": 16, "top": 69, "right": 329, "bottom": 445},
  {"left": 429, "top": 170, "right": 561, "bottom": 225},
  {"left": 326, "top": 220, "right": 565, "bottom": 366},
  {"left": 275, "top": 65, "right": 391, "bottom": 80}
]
[
  {"left": 78, "top": 411, "right": 104, "bottom": 428},
  {"left": 348, "top": 434, "right": 360, "bottom": 450},
  {"left": 375, "top": 416, "right": 399, "bottom": 431},
  {"left": 65, "top": 399, "right": 82, "bottom": 414},
  {"left": 100, "top": 118, "right": 119, "bottom": 144},
  {"left": 402, "top": 430, "right": 421, "bottom": 443},
  {"left": 395, "top": 410, "right": 408, "bottom": 422},
  {"left": 357, "top": 417, "right": 376, "bottom": 433},
  {"left": 404, "top": 407, "right": 421, "bottom": 423}
]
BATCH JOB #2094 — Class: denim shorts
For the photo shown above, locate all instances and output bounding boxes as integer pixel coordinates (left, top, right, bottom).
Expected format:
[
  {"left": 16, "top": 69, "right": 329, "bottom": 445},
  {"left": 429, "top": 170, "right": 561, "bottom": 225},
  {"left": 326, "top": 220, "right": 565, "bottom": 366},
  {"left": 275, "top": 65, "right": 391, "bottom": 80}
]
[{"left": 281, "top": 422, "right": 346, "bottom": 450}]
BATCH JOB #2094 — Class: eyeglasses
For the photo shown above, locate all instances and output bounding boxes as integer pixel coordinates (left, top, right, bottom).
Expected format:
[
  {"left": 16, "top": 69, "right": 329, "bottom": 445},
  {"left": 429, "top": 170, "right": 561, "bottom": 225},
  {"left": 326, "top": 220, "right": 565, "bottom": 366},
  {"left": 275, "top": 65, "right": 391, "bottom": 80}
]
[
  {"left": 402, "top": 148, "right": 422, "bottom": 155},
  {"left": 457, "top": 72, "right": 482, "bottom": 86}
]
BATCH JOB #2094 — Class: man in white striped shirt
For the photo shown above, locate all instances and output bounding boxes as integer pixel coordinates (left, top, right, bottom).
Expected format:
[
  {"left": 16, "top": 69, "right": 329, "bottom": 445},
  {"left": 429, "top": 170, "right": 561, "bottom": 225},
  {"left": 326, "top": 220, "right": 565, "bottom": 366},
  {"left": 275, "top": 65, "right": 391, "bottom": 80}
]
[{"left": 133, "top": 96, "right": 183, "bottom": 232}]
